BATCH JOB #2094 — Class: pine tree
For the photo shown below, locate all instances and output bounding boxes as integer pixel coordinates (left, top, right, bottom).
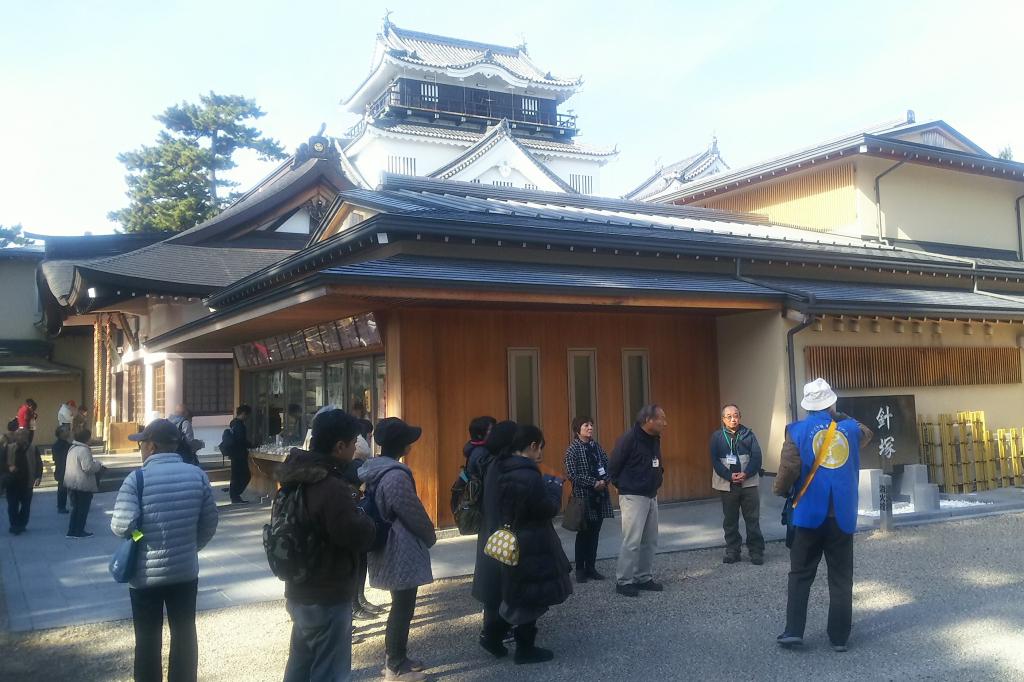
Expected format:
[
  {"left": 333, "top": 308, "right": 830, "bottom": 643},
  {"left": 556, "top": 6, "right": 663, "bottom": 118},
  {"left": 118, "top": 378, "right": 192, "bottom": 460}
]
[
  {"left": 109, "top": 93, "right": 287, "bottom": 233},
  {"left": 0, "top": 224, "right": 31, "bottom": 247}
]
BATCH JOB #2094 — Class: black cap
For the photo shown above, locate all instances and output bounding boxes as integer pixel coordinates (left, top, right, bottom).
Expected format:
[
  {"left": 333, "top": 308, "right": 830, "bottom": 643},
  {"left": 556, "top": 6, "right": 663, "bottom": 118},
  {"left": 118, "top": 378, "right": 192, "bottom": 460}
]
[
  {"left": 128, "top": 418, "right": 180, "bottom": 443},
  {"left": 374, "top": 417, "right": 422, "bottom": 456}
]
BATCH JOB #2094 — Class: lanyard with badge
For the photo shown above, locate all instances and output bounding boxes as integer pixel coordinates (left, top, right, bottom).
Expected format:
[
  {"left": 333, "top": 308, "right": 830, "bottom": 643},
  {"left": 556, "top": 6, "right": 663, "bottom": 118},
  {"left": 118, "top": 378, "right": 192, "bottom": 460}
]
[{"left": 722, "top": 427, "right": 740, "bottom": 467}]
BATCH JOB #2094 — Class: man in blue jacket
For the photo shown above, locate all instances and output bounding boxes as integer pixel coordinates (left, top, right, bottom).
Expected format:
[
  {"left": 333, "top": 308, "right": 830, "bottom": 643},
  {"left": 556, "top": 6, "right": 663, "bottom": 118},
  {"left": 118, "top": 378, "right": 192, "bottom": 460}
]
[
  {"left": 710, "top": 404, "right": 764, "bottom": 565},
  {"left": 773, "top": 379, "right": 872, "bottom": 652},
  {"left": 609, "top": 404, "right": 667, "bottom": 597},
  {"left": 112, "top": 419, "right": 218, "bottom": 682}
]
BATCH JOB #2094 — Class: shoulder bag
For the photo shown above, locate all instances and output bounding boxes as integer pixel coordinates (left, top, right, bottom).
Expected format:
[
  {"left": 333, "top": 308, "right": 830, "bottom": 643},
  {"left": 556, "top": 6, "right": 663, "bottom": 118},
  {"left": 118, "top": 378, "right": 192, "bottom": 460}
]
[{"left": 109, "top": 469, "right": 145, "bottom": 583}]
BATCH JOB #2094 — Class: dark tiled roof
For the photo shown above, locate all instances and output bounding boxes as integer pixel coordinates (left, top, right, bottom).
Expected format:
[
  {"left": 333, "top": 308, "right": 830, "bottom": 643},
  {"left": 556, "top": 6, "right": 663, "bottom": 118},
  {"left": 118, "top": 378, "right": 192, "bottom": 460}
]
[
  {"left": 761, "top": 277, "right": 1024, "bottom": 315},
  {"left": 379, "top": 22, "right": 580, "bottom": 87},
  {"left": 170, "top": 155, "right": 350, "bottom": 245},
  {"left": 322, "top": 254, "right": 781, "bottom": 299},
  {"left": 77, "top": 243, "right": 294, "bottom": 291},
  {"left": 625, "top": 142, "right": 727, "bottom": 201},
  {"left": 0, "top": 246, "right": 44, "bottom": 260},
  {"left": 0, "top": 357, "right": 80, "bottom": 380}
]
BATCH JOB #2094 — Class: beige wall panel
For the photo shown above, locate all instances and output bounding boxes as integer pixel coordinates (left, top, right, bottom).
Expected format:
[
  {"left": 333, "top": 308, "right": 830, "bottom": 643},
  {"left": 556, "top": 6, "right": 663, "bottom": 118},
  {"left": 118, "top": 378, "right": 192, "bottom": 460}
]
[
  {"left": 716, "top": 310, "right": 790, "bottom": 473},
  {"left": 855, "top": 157, "right": 1024, "bottom": 252}
]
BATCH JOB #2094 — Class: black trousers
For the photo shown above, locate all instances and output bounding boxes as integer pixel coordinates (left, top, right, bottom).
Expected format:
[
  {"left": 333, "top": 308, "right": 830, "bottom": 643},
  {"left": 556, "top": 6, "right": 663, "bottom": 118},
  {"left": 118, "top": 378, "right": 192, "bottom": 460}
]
[
  {"left": 129, "top": 579, "right": 199, "bottom": 682},
  {"left": 784, "top": 517, "right": 854, "bottom": 644},
  {"left": 574, "top": 516, "right": 604, "bottom": 572},
  {"left": 385, "top": 587, "right": 418, "bottom": 672},
  {"left": 228, "top": 453, "right": 251, "bottom": 500},
  {"left": 481, "top": 603, "right": 511, "bottom": 642},
  {"left": 6, "top": 481, "right": 32, "bottom": 531},
  {"left": 352, "top": 553, "right": 369, "bottom": 609},
  {"left": 57, "top": 481, "right": 68, "bottom": 512},
  {"left": 721, "top": 485, "right": 765, "bottom": 557},
  {"left": 68, "top": 489, "right": 94, "bottom": 535}
]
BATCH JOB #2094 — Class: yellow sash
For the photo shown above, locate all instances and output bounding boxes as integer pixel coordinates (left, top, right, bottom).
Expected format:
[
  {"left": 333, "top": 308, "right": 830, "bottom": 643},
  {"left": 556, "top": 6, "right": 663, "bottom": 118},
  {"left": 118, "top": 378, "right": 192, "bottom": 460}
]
[{"left": 791, "top": 420, "right": 837, "bottom": 510}]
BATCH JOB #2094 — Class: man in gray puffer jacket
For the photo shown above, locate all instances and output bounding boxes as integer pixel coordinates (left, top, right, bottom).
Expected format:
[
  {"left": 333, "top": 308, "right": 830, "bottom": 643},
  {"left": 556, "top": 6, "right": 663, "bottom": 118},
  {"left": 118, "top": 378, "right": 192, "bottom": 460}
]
[{"left": 111, "top": 419, "right": 218, "bottom": 682}]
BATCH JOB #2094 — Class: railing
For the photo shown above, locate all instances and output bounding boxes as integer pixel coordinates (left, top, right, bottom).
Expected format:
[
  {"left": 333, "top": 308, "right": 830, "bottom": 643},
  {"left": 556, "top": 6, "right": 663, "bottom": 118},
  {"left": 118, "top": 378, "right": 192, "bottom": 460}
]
[{"left": 366, "top": 85, "right": 577, "bottom": 130}]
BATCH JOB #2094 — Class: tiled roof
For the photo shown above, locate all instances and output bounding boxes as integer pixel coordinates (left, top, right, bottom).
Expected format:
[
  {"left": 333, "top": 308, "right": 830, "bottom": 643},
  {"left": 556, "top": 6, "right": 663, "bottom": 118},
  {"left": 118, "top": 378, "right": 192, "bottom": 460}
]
[
  {"left": 379, "top": 22, "right": 580, "bottom": 87},
  {"left": 76, "top": 243, "right": 294, "bottom": 292},
  {"left": 427, "top": 120, "right": 577, "bottom": 192},
  {"left": 322, "top": 254, "right": 780, "bottom": 299},
  {"left": 355, "top": 122, "right": 617, "bottom": 158},
  {"left": 761, "top": 277, "right": 1024, "bottom": 315},
  {"left": 625, "top": 141, "right": 727, "bottom": 201}
]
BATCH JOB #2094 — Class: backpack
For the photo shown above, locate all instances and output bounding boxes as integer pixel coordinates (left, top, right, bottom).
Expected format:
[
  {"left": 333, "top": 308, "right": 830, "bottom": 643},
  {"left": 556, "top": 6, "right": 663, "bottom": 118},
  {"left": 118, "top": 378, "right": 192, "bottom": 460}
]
[
  {"left": 451, "top": 467, "right": 485, "bottom": 535},
  {"left": 175, "top": 424, "right": 199, "bottom": 466},
  {"left": 218, "top": 427, "right": 234, "bottom": 454},
  {"left": 358, "top": 468, "right": 412, "bottom": 551},
  {"left": 263, "top": 484, "right": 325, "bottom": 583}
]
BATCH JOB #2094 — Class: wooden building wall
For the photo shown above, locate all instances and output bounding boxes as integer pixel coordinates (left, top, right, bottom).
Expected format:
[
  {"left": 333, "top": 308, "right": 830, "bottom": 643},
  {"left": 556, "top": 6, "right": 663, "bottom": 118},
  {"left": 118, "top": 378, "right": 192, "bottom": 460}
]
[
  {"left": 388, "top": 307, "right": 722, "bottom": 527},
  {"left": 694, "top": 162, "right": 856, "bottom": 233}
]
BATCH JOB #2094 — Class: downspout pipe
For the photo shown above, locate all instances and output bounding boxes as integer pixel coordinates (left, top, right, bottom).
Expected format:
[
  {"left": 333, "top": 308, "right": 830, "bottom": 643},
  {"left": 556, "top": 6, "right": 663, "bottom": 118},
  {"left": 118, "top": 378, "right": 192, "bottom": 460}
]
[
  {"left": 1015, "top": 193, "right": 1024, "bottom": 261},
  {"left": 734, "top": 259, "right": 816, "bottom": 422},
  {"left": 874, "top": 161, "right": 905, "bottom": 244}
]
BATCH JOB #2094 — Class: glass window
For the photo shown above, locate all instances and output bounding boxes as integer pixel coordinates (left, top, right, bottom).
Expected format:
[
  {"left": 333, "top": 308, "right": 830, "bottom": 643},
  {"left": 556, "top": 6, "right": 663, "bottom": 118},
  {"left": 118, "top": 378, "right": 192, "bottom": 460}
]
[
  {"left": 152, "top": 363, "right": 165, "bottom": 418},
  {"left": 267, "top": 369, "right": 284, "bottom": 442},
  {"left": 508, "top": 349, "right": 540, "bottom": 425},
  {"left": 622, "top": 350, "right": 650, "bottom": 428},
  {"left": 326, "top": 361, "right": 346, "bottom": 408},
  {"left": 568, "top": 350, "right": 597, "bottom": 435},
  {"left": 182, "top": 359, "right": 234, "bottom": 416},
  {"left": 304, "top": 326, "right": 326, "bottom": 356},
  {"left": 349, "top": 358, "right": 372, "bottom": 420},
  {"left": 284, "top": 367, "right": 304, "bottom": 444},
  {"left": 304, "top": 364, "right": 323, "bottom": 433},
  {"left": 374, "top": 356, "right": 387, "bottom": 425},
  {"left": 320, "top": 324, "right": 342, "bottom": 353}
]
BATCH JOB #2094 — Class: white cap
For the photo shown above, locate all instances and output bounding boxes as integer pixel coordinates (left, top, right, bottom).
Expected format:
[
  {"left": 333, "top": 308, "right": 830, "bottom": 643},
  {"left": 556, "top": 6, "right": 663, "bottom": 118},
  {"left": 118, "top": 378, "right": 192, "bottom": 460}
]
[{"left": 801, "top": 378, "right": 838, "bottom": 411}]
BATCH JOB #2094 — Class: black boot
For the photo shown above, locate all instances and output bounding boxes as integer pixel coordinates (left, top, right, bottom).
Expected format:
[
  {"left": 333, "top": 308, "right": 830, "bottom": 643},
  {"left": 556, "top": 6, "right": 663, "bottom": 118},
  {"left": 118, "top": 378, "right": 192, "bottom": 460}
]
[
  {"left": 359, "top": 593, "right": 386, "bottom": 615},
  {"left": 513, "top": 623, "right": 554, "bottom": 665},
  {"left": 479, "top": 617, "right": 509, "bottom": 658}
]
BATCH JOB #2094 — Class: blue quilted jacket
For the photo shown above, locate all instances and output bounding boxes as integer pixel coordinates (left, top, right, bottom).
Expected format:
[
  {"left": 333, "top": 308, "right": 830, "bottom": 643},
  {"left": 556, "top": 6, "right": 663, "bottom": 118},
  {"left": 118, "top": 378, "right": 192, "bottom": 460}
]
[{"left": 110, "top": 453, "right": 219, "bottom": 588}]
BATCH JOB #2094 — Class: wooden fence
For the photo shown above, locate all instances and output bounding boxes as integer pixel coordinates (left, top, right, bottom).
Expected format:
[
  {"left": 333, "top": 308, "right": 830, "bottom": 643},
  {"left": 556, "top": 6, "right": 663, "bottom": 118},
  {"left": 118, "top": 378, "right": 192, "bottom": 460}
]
[{"left": 918, "top": 411, "right": 1024, "bottom": 493}]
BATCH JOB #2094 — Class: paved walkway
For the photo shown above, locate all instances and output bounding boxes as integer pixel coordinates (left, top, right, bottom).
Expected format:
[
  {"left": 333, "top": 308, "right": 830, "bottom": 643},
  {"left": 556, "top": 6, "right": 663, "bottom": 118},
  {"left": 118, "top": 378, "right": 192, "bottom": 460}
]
[{"left": 4, "top": 476, "right": 1024, "bottom": 632}]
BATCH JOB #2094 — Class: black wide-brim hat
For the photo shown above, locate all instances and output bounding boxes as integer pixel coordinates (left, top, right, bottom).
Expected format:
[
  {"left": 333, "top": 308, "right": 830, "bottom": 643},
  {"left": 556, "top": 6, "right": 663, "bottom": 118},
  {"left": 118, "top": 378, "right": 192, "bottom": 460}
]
[{"left": 374, "top": 417, "right": 422, "bottom": 452}]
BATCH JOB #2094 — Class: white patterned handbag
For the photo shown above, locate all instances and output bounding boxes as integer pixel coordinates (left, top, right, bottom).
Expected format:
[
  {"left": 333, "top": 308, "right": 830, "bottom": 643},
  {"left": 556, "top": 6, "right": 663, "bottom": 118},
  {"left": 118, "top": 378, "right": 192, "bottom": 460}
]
[{"left": 483, "top": 524, "right": 520, "bottom": 566}]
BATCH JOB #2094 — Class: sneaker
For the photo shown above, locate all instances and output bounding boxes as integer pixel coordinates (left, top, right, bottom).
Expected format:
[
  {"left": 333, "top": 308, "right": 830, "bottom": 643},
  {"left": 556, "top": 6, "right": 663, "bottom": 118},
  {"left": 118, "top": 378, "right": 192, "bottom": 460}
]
[
  {"left": 615, "top": 583, "right": 639, "bottom": 597},
  {"left": 830, "top": 642, "right": 848, "bottom": 652},
  {"left": 479, "top": 634, "right": 508, "bottom": 658},
  {"left": 750, "top": 555, "right": 765, "bottom": 566},
  {"left": 230, "top": 498, "right": 249, "bottom": 505},
  {"left": 723, "top": 554, "right": 740, "bottom": 564},
  {"left": 514, "top": 645, "right": 555, "bottom": 665},
  {"left": 66, "top": 531, "right": 94, "bottom": 538},
  {"left": 382, "top": 665, "right": 426, "bottom": 681},
  {"left": 586, "top": 568, "right": 606, "bottom": 580},
  {"left": 360, "top": 600, "right": 387, "bottom": 615},
  {"left": 575, "top": 571, "right": 588, "bottom": 584},
  {"left": 352, "top": 606, "right": 377, "bottom": 621},
  {"left": 634, "top": 580, "right": 664, "bottom": 592},
  {"left": 777, "top": 633, "right": 804, "bottom": 647},
  {"left": 58, "top": 509, "right": 69, "bottom": 514}
]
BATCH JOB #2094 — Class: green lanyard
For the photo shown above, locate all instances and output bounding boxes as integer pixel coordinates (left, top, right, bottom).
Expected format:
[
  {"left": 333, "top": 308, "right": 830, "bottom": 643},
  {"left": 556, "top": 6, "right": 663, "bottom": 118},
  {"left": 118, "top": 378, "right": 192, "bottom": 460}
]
[{"left": 721, "top": 427, "right": 738, "bottom": 457}]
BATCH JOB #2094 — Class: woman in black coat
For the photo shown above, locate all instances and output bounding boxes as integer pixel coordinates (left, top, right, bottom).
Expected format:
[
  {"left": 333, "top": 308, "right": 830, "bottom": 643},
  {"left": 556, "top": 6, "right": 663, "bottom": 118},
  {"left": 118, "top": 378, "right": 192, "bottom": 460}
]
[{"left": 474, "top": 424, "right": 572, "bottom": 665}]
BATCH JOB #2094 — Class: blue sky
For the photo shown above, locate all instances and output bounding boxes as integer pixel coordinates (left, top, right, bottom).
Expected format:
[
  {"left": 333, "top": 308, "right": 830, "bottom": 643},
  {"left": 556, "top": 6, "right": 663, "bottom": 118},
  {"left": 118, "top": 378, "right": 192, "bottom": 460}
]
[{"left": 2, "top": 0, "right": 1021, "bottom": 236}]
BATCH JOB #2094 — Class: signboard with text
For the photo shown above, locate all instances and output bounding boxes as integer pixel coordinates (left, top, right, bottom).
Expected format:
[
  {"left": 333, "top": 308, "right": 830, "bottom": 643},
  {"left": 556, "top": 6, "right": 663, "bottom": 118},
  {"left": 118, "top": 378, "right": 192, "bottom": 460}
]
[{"left": 836, "top": 394, "right": 919, "bottom": 471}]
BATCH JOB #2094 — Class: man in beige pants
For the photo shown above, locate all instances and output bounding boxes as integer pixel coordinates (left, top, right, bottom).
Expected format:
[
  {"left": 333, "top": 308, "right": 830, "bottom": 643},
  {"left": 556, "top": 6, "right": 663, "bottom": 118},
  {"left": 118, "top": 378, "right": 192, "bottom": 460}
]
[{"left": 608, "top": 405, "right": 667, "bottom": 597}]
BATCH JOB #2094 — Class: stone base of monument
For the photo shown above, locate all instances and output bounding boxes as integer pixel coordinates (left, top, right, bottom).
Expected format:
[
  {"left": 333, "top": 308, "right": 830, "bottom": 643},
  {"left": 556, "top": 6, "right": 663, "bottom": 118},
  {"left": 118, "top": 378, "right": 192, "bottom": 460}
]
[{"left": 859, "top": 469, "right": 881, "bottom": 512}]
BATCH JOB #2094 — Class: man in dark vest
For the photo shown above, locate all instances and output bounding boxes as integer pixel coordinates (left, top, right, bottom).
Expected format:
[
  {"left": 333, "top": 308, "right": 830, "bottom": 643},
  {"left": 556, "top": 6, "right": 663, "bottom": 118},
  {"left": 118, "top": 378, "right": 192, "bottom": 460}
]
[{"left": 774, "top": 378, "right": 872, "bottom": 652}]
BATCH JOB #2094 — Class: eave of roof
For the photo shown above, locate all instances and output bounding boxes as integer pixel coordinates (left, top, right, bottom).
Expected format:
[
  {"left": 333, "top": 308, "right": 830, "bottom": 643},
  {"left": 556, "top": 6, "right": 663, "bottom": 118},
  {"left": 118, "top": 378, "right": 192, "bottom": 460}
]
[
  {"left": 342, "top": 22, "right": 581, "bottom": 109},
  {"left": 427, "top": 120, "right": 577, "bottom": 192},
  {"left": 169, "top": 156, "right": 350, "bottom": 245},
  {"left": 662, "top": 126, "right": 1024, "bottom": 204},
  {"left": 348, "top": 121, "right": 616, "bottom": 159}
]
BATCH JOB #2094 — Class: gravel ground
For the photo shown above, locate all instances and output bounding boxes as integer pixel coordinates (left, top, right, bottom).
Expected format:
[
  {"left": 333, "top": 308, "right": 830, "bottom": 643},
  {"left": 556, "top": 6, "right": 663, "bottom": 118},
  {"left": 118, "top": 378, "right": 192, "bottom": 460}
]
[{"left": 4, "top": 513, "right": 1024, "bottom": 681}]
